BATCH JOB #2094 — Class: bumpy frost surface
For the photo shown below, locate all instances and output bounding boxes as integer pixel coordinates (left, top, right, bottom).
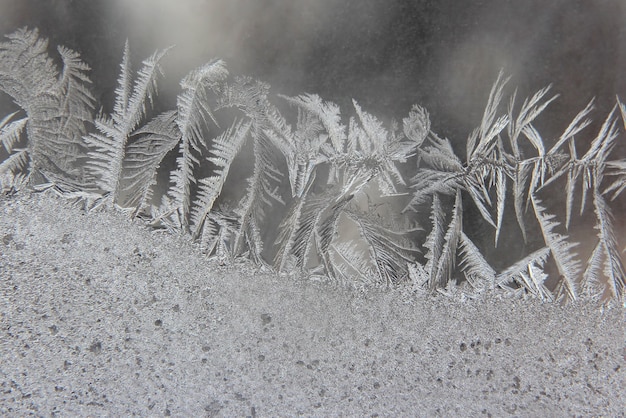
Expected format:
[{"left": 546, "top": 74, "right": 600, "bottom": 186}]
[{"left": 1, "top": 193, "right": 624, "bottom": 416}]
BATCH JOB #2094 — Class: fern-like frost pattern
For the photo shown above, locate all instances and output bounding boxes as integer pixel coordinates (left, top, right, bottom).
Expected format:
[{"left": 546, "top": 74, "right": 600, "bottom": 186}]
[{"left": 1, "top": 27, "right": 625, "bottom": 303}]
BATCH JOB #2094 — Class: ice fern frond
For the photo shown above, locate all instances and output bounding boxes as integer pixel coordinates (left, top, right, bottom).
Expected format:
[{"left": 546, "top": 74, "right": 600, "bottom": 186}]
[
  {"left": 190, "top": 119, "right": 252, "bottom": 238},
  {"left": 467, "top": 70, "right": 509, "bottom": 162},
  {"left": 198, "top": 206, "right": 241, "bottom": 263},
  {"left": 85, "top": 42, "right": 169, "bottom": 204},
  {"left": 276, "top": 183, "right": 352, "bottom": 277},
  {"left": 458, "top": 232, "right": 495, "bottom": 292},
  {"left": 580, "top": 105, "right": 618, "bottom": 165},
  {"left": 274, "top": 191, "right": 326, "bottom": 272},
  {"left": 274, "top": 194, "right": 311, "bottom": 272},
  {"left": 52, "top": 46, "right": 96, "bottom": 168},
  {"left": 403, "top": 105, "right": 430, "bottom": 148},
  {"left": 520, "top": 124, "right": 548, "bottom": 198},
  {"left": 530, "top": 195, "right": 581, "bottom": 300},
  {"left": 421, "top": 190, "right": 463, "bottom": 290},
  {"left": 119, "top": 110, "right": 179, "bottom": 213},
  {"left": 604, "top": 159, "right": 626, "bottom": 200},
  {"left": 315, "top": 195, "right": 353, "bottom": 280},
  {"left": 507, "top": 85, "right": 558, "bottom": 158},
  {"left": 420, "top": 134, "right": 463, "bottom": 172},
  {"left": 404, "top": 133, "right": 463, "bottom": 211},
  {"left": 0, "top": 27, "right": 95, "bottom": 180},
  {"left": 506, "top": 86, "right": 561, "bottom": 238},
  {"left": 330, "top": 241, "right": 376, "bottom": 287},
  {"left": 112, "top": 41, "right": 132, "bottom": 117},
  {"left": 422, "top": 193, "right": 447, "bottom": 290},
  {"left": 547, "top": 99, "right": 594, "bottom": 157},
  {"left": 582, "top": 185, "right": 626, "bottom": 299},
  {"left": 496, "top": 247, "right": 552, "bottom": 300},
  {"left": 270, "top": 122, "right": 328, "bottom": 274},
  {"left": 511, "top": 161, "right": 531, "bottom": 241},
  {"left": 519, "top": 264, "right": 553, "bottom": 301},
  {"left": 123, "top": 46, "right": 170, "bottom": 131},
  {"left": 493, "top": 167, "right": 507, "bottom": 246},
  {"left": 217, "top": 77, "right": 284, "bottom": 260},
  {"left": 268, "top": 100, "right": 344, "bottom": 269},
  {"left": 351, "top": 100, "right": 420, "bottom": 195},
  {"left": 0, "top": 148, "right": 29, "bottom": 179},
  {"left": 496, "top": 246, "right": 550, "bottom": 286},
  {"left": 435, "top": 189, "right": 463, "bottom": 288},
  {"left": 168, "top": 59, "right": 228, "bottom": 226},
  {"left": 405, "top": 168, "right": 463, "bottom": 212},
  {"left": 0, "top": 28, "right": 56, "bottom": 106},
  {"left": 0, "top": 112, "right": 24, "bottom": 152},
  {"left": 178, "top": 59, "right": 228, "bottom": 137},
  {"left": 603, "top": 98, "right": 626, "bottom": 200},
  {"left": 280, "top": 93, "right": 346, "bottom": 153},
  {"left": 267, "top": 99, "right": 328, "bottom": 198},
  {"left": 0, "top": 28, "right": 57, "bottom": 142},
  {"left": 547, "top": 106, "right": 619, "bottom": 229},
  {"left": 408, "top": 118, "right": 496, "bottom": 229},
  {"left": 0, "top": 112, "right": 28, "bottom": 176},
  {"left": 345, "top": 206, "right": 419, "bottom": 286}
]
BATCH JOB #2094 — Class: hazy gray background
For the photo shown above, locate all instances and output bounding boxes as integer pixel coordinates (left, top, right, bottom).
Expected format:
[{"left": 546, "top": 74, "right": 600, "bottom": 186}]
[{"left": 1, "top": 0, "right": 625, "bottom": 141}]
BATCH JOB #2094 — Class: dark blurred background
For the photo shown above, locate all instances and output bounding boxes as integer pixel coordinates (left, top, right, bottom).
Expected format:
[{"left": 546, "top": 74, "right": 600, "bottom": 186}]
[{"left": 1, "top": 0, "right": 625, "bottom": 270}]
